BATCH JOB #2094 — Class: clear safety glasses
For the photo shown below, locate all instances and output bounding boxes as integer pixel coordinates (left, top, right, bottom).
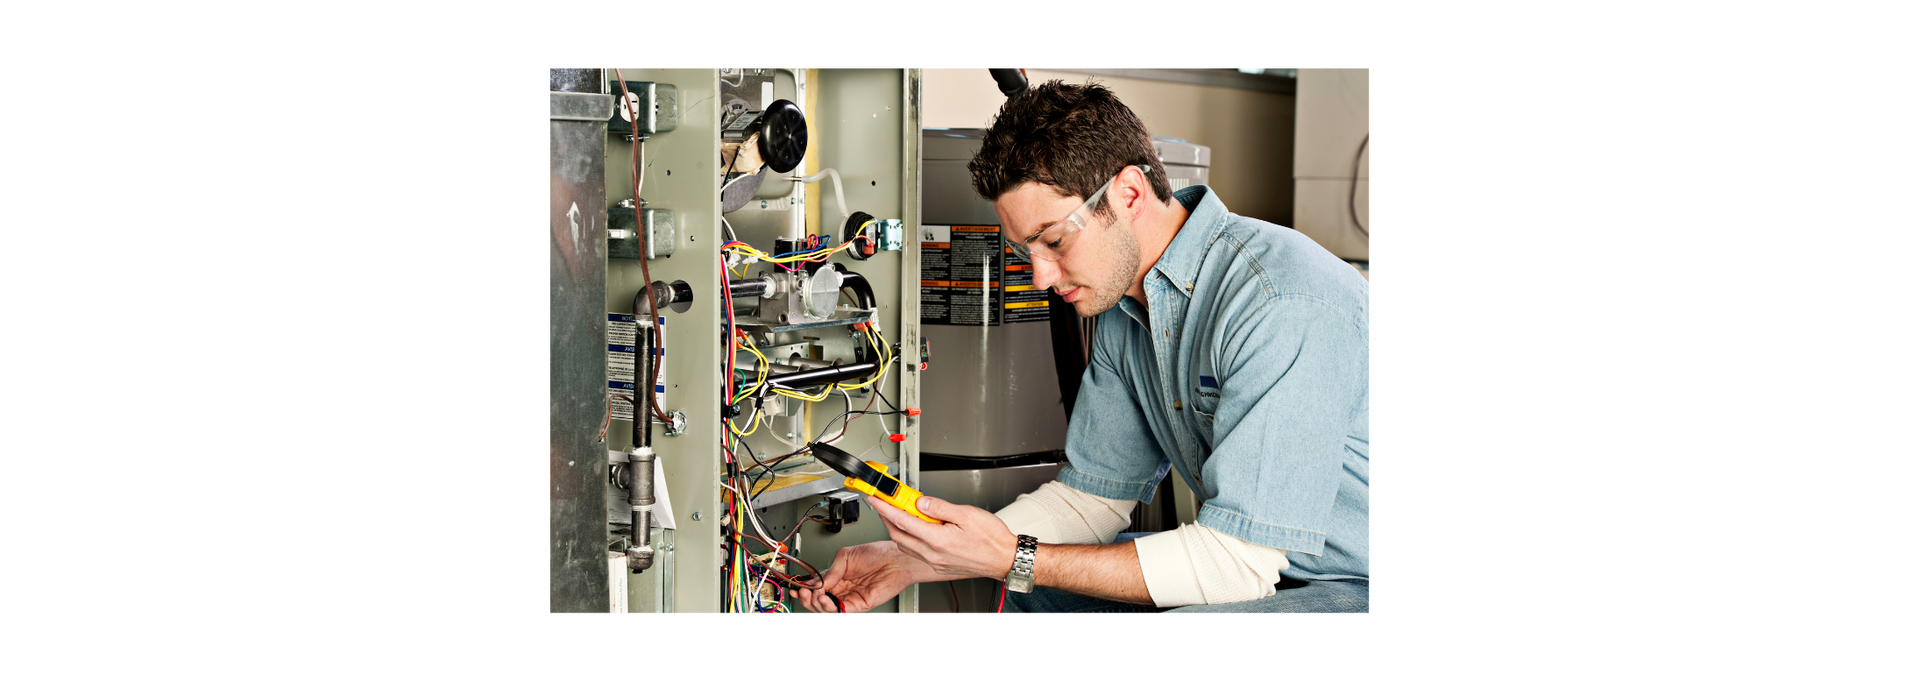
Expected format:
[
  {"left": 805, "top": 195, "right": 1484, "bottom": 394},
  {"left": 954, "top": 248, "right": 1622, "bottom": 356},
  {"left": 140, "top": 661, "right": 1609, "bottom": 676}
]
[{"left": 1006, "top": 165, "right": 1149, "bottom": 263}]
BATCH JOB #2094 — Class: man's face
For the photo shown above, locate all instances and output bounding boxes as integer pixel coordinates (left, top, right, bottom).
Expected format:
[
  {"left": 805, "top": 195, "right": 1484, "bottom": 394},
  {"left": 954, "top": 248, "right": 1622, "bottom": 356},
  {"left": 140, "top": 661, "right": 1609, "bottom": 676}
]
[{"left": 993, "top": 181, "right": 1140, "bottom": 318}]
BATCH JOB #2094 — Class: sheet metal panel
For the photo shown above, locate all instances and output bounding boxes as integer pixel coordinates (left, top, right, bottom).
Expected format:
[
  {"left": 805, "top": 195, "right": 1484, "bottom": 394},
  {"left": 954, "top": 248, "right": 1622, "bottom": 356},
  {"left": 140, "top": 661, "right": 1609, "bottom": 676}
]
[{"left": 551, "top": 74, "right": 613, "bottom": 613}]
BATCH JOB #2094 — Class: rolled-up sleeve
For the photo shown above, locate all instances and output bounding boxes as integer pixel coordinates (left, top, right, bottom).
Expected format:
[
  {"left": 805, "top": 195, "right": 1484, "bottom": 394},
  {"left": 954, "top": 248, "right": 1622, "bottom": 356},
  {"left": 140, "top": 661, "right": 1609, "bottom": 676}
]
[{"left": 1197, "top": 293, "right": 1367, "bottom": 555}]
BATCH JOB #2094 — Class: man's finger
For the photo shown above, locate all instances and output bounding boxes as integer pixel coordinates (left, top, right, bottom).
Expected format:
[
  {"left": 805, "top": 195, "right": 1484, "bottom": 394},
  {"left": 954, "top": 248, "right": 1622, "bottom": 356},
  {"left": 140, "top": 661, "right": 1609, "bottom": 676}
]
[
  {"left": 915, "top": 494, "right": 962, "bottom": 521},
  {"left": 869, "top": 495, "right": 938, "bottom": 542}
]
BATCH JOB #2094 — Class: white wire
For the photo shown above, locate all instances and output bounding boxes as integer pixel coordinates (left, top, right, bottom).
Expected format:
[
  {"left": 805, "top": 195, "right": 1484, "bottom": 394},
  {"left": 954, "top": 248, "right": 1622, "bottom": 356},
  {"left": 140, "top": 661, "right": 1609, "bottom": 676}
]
[
  {"left": 875, "top": 362, "right": 894, "bottom": 440},
  {"left": 796, "top": 167, "right": 851, "bottom": 223},
  {"left": 752, "top": 560, "right": 775, "bottom": 610}
]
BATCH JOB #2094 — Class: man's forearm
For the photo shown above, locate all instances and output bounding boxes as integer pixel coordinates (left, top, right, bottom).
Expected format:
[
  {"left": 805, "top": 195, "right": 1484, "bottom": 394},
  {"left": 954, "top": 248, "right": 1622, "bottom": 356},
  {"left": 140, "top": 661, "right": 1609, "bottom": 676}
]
[{"left": 1030, "top": 541, "right": 1153, "bottom": 605}]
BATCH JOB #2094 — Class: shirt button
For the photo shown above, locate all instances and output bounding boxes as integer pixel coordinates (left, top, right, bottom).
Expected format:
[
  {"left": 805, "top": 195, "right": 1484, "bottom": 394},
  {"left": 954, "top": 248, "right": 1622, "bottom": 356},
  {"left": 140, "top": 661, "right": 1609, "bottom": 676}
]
[{"left": 1173, "top": 400, "right": 1183, "bottom": 411}]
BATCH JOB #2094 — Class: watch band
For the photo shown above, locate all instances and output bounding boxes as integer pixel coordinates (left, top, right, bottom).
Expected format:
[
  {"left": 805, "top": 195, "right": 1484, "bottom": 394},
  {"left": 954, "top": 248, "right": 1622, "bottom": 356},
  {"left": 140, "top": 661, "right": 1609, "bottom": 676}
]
[{"left": 1006, "top": 534, "right": 1038, "bottom": 594}]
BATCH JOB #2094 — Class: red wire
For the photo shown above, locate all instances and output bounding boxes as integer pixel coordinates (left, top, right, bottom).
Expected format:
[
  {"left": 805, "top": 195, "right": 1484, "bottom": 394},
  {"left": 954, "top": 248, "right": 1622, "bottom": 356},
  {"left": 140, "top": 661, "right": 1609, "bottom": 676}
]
[{"left": 997, "top": 582, "right": 1006, "bottom": 613}]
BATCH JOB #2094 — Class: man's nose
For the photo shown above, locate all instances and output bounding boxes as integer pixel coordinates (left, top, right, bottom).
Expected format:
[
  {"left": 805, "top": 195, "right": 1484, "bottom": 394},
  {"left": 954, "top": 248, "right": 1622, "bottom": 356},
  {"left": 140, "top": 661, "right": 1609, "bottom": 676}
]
[{"left": 1031, "top": 257, "right": 1062, "bottom": 291}]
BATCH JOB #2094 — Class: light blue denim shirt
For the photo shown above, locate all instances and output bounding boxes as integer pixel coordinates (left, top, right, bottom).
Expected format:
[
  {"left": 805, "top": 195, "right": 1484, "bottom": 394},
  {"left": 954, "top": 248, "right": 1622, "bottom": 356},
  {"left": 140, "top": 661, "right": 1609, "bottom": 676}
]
[{"left": 1057, "top": 185, "right": 1369, "bottom": 582}]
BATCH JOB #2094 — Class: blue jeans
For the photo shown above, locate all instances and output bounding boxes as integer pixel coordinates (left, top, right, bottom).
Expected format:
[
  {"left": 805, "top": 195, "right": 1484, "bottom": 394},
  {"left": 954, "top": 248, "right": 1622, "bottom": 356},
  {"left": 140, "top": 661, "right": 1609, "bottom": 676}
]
[{"left": 1002, "top": 534, "right": 1368, "bottom": 613}]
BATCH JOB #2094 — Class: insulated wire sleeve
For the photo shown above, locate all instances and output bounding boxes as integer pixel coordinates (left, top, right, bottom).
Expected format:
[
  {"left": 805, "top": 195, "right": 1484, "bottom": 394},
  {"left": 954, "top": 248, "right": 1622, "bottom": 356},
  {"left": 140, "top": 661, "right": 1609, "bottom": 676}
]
[{"left": 796, "top": 167, "right": 850, "bottom": 224}]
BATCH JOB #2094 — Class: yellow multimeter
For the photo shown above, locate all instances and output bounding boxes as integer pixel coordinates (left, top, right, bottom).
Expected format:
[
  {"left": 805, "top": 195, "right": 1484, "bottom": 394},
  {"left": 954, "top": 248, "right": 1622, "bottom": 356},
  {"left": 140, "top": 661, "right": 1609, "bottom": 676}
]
[{"left": 811, "top": 442, "right": 941, "bottom": 524}]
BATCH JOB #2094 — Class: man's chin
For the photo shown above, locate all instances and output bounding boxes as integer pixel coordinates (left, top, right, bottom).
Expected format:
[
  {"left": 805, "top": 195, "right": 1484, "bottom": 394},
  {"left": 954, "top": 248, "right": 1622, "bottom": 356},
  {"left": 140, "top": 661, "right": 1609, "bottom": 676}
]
[{"left": 1073, "top": 292, "right": 1117, "bottom": 317}]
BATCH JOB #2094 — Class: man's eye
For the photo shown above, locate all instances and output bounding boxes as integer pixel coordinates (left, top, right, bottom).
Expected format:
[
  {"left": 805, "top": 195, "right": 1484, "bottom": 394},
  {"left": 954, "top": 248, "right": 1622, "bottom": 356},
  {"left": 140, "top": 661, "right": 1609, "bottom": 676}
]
[{"left": 1046, "top": 238, "right": 1063, "bottom": 249}]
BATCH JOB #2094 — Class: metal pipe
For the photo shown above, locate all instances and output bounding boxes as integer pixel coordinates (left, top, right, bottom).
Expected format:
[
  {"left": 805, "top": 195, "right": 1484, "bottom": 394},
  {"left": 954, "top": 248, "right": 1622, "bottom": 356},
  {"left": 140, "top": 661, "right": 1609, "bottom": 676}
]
[
  {"left": 633, "top": 314, "right": 652, "bottom": 449},
  {"left": 729, "top": 276, "right": 775, "bottom": 300},
  {"left": 626, "top": 447, "right": 657, "bottom": 572},
  {"left": 835, "top": 268, "right": 876, "bottom": 310},
  {"left": 762, "top": 361, "right": 880, "bottom": 392},
  {"left": 632, "top": 288, "right": 657, "bottom": 450}
]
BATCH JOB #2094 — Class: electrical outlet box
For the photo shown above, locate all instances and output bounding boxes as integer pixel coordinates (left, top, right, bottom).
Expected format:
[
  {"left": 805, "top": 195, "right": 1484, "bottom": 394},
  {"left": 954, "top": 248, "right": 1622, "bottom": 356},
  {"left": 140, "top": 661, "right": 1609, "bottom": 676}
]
[
  {"left": 608, "top": 207, "right": 677, "bottom": 260},
  {"left": 607, "top": 81, "right": 679, "bottom": 137}
]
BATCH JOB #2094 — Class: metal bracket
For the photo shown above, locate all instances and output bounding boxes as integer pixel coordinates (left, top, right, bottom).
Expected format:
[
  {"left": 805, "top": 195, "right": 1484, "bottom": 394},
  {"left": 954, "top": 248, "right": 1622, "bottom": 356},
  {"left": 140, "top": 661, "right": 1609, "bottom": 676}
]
[
  {"left": 877, "top": 219, "right": 906, "bottom": 251},
  {"left": 551, "top": 92, "right": 615, "bottom": 122}
]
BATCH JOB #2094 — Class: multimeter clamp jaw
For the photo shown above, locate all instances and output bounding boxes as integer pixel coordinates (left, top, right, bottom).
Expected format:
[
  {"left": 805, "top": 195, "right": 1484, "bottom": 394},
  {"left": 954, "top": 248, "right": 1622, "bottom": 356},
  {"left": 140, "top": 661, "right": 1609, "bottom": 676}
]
[{"left": 810, "top": 442, "right": 940, "bottom": 524}]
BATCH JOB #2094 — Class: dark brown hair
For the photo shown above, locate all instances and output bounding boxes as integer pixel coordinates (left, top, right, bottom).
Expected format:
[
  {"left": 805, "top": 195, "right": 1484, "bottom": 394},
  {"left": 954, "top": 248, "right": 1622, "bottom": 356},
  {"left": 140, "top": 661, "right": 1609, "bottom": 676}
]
[{"left": 968, "top": 80, "right": 1173, "bottom": 219}]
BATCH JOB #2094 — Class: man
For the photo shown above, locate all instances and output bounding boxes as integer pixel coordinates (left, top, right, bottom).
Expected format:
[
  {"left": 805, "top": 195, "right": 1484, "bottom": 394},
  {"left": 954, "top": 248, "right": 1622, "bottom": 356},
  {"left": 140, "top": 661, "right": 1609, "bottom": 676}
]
[{"left": 796, "top": 80, "right": 1369, "bottom": 613}]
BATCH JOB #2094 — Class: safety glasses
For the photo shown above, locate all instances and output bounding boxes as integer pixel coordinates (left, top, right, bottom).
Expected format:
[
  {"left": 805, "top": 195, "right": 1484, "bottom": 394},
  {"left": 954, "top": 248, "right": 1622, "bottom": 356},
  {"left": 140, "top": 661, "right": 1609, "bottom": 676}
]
[{"left": 1007, "top": 165, "right": 1149, "bottom": 263}]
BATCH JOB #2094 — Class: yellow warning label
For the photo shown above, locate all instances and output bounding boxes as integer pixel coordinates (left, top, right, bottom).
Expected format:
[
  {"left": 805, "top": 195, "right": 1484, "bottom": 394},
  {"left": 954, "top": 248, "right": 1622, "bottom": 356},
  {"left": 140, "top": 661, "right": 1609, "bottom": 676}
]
[
  {"left": 1004, "top": 300, "right": 1049, "bottom": 310},
  {"left": 1005, "top": 284, "right": 1037, "bottom": 292}
]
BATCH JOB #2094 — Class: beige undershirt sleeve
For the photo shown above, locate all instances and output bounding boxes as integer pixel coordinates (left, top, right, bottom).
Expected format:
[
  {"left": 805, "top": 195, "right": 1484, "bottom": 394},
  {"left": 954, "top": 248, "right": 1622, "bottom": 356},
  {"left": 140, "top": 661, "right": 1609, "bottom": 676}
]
[
  {"left": 1134, "top": 523, "right": 1290, "bottom": 607},
  {"left": 994, "top": 480, "right": 1135, "bottom": 545},
  {"left": 994, "top": 482, "right": 1289, "bottom": 607}
]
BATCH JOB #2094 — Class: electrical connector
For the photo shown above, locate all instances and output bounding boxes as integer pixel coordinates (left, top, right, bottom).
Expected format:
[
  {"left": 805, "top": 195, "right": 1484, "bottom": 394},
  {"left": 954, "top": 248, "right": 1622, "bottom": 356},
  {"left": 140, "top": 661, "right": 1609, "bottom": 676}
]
[
  {"left": 889, "top": 433, "right": 906, "bottom": 443},
  {"left": 905, "top": 408, "right": 921, "bottom": 417},
  {"left": 821, "top": 490, "right": 862, "bottom": 533}
]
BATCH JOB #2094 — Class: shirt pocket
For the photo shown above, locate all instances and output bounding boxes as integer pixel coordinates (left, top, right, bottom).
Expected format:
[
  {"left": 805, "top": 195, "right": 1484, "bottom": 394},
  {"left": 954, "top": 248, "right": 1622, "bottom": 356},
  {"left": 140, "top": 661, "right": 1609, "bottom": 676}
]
[
  {"left": 1190, "top": 391, "right": 1219, "bottom": 424},
  {"left": 1190, "top": 364, "right": 1223, "bottom": 431}
]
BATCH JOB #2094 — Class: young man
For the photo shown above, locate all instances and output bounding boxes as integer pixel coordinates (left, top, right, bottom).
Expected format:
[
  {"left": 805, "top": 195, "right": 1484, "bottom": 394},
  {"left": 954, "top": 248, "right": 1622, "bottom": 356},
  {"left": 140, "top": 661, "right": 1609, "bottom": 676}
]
[{"left": 797, "top": 80, "right": 1369, "bottom": 613}]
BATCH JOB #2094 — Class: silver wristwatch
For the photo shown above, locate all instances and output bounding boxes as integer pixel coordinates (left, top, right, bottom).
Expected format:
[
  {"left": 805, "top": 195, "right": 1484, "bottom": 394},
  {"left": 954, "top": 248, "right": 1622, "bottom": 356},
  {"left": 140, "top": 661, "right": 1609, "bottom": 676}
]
[{"left": 1005, "top": 534, "right": 1039, "bottom": 594}]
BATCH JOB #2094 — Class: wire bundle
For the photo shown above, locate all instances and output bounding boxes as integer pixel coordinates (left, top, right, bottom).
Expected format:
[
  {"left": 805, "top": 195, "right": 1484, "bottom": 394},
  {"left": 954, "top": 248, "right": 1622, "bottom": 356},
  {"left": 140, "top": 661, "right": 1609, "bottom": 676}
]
[
  {"left": 715, "top": 235, "right": 906, "bottom": 613},
  {"left": 720, "top": 233, "right": 872, "bottom": 277}
]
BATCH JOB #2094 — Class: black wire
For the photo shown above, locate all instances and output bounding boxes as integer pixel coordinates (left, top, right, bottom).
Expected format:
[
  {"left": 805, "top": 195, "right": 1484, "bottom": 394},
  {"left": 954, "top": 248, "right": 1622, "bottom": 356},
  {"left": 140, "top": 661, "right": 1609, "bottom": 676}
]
[
  {"left": 724, "top": 137, "right": 742, "bottom": 182},
  {"left": 812, "top": 408, "right": 905, "bottom": 445},
  {"left": 1349, "top": 133, "right": 1369, "bottom": 238}
]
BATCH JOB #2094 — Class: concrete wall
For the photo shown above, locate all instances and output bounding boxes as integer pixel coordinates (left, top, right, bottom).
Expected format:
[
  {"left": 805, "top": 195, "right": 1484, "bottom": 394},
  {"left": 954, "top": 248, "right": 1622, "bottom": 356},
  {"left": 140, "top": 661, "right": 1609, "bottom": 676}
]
[{"left": 921, "top": 69, "right": 1296, "bottom": 228}]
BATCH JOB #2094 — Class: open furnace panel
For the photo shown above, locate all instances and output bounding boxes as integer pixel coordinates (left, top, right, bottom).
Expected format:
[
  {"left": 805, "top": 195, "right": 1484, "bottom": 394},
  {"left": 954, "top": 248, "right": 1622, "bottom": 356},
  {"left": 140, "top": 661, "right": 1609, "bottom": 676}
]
[{"left": 596, "top": 69, "right": 925, "bottom": 613}]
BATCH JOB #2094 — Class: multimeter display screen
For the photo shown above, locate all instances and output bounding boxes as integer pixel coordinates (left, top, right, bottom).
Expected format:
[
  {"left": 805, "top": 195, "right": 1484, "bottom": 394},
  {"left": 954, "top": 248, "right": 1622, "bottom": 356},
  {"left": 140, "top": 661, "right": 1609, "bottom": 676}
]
[{"left": 871, "top": 475, "right": 899, "bottom": 497}]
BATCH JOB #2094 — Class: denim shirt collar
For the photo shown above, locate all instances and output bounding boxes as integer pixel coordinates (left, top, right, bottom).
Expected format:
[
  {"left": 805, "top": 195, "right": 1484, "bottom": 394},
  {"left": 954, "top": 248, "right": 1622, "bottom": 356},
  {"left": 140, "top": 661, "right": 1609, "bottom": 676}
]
[
  {"left": 1113, "top": 185, "right": 1223, "bottom": 329},
  {"left": 1151, "top": 185, "right": 1225, "bottom": 299}
]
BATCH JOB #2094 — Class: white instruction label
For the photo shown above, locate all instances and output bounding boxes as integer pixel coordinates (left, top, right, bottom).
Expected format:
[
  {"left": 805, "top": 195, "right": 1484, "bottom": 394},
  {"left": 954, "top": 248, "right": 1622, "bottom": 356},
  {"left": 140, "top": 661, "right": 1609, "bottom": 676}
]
[{"left": 609, "top": 313, "right": 637, "bottom": 422}]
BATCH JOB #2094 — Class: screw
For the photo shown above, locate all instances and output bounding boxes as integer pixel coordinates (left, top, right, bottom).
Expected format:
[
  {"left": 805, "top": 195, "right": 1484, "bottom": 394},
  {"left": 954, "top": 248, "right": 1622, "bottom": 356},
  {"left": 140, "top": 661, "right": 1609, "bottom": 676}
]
[
  {"left": 689, "top": 235, "right": 696, "bottom": 242},
  {"left": 692, "top": 512, "right": 702, "bottom": 521}
]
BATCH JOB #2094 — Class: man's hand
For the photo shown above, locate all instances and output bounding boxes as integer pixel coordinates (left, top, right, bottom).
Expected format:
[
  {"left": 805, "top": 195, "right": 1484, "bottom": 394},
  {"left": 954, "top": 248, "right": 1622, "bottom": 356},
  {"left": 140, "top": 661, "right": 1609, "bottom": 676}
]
[
  {"left": 867, "top": 494, "right": 1018, "bottom": 581},
  {"left": 793, "top": 541, "right": 924, "bottom": 613}
]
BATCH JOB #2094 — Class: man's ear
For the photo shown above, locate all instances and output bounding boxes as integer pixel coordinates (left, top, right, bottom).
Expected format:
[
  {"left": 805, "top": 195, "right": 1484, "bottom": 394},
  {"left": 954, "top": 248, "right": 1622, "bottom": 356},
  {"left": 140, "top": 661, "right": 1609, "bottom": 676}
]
[{"left": 1121, "top": 167, "right": 1144, "bottom": 209}]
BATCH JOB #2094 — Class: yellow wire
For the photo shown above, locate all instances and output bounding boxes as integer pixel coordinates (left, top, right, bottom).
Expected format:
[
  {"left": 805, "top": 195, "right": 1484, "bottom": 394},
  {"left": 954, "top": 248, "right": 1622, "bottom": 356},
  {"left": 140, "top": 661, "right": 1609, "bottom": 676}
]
[
  {"left": 721, "top": 238, "right": 862, "bottom": 266},
  {"left": 732, "top": 340, "right": 769, "bottom": 404},
  {"left": 832, "top": 325, "right": 892, "bottom": 392},
  {"left": 772, "top": 386, "right": 832, "bottom": 402}
]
